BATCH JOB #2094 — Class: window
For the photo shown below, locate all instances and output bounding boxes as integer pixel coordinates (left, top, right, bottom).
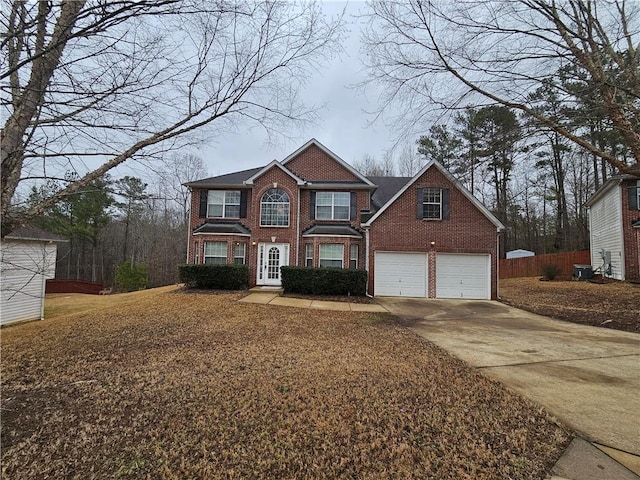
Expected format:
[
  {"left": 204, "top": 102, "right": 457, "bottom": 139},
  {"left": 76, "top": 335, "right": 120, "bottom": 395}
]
[
  {"left": 350, "top": 244, "right": 358, "bottom": 269},
  {"left": 208, "top": 190, "right": 240, "bottom": 218},
  {"left": 319, "top": 244, "right": 344, "bottom": 268},
  {"left": 305, "top": 243, "right": 313, "bottom": 267},
  {"left": 204, "top": 241, "right": 227, "bottom": 264},
  {"left": 316, "top": 192, "right": 350, "bottom": 220},
  {"left": 260, "top": 189, "right": 290, "bottom": 226},
  {"left": 233, "top": 243, "right": 246, "bottom": 265},
  {"left": 423, "top": 188, "right": 442, "bottom": 219},
  {"left": 194, "top": 241, "right": 199, "bottom": 264}
]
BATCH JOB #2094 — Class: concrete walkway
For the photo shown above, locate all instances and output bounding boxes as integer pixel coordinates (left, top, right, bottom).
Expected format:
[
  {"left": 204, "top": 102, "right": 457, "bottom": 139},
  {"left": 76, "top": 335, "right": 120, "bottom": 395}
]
[
  {"left": 377, "top": 297, "right": 640, "bottom": 479},
  {"left": 239, "top": 291, "right": 387, "bottom": 313}
]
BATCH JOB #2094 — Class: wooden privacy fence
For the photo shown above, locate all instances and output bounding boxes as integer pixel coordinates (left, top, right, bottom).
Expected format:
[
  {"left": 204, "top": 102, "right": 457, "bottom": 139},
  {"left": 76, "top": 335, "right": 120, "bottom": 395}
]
[
  {"left": 499, "top": 250, "right": 591, "bottom": 279},
  {"left": 46, "top": 279, "right": 104, "bottom": 295}
]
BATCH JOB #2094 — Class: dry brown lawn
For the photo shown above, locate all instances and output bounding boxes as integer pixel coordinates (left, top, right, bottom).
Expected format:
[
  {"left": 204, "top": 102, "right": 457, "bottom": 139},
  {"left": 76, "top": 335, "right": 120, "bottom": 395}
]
[
  {"left": 2, "top": 288, "right": 569, "bottom": 479},
  {"left": 500, "top": 277, "right": 640, "bottom": 333}
]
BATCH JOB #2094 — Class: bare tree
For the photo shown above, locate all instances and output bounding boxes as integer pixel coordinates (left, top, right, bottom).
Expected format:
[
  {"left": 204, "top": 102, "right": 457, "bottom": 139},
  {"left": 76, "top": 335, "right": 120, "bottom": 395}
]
[
  {"left": 363, "top": 0, "right": 640, "bottom": 175},
  {"left": 1, "top": 0, "right": 343, "bottom": 234},
  {"left": 352, "top": 153, "right": 395, "bottom": 176}
]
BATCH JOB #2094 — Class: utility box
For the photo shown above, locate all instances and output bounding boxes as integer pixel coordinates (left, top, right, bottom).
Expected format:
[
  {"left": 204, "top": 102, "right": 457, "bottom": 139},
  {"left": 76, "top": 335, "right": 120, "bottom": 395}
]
[{"left": 573, "top": 264, "right": 593, "bottom": 280}]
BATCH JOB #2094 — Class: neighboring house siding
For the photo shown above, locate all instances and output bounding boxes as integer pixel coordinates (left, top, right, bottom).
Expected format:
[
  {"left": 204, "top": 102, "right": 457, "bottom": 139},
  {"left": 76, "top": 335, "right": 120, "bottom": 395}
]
[
  {"left": 285, "top": 144, "right": 361, "bottom": 182},
  {"left": 1, "top": 240, "right": 57, "bottom": 325},
  {"left": 589, "top": 185, "right": 625, "bottom": 280},
  {"left": 367, "top": 166, "right": 499, "bottom": 298}
]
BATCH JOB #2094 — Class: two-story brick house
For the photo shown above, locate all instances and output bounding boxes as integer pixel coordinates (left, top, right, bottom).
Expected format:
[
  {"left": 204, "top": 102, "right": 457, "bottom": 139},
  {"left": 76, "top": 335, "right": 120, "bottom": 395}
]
[{"left": 186, "top": 139, "right": 505, "bottom": 299}]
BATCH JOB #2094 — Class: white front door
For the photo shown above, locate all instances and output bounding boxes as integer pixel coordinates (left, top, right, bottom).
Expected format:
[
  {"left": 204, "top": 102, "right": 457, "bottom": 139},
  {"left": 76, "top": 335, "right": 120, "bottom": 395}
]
[{"left": 257, "top": 243, "right": 289, "bottom": 286}]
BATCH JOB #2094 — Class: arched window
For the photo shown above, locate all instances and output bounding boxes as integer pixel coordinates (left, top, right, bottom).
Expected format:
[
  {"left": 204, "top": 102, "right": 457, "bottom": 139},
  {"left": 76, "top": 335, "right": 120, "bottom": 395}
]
[{"left": 260, "top": 189, "right": 290, "bottom": 226}]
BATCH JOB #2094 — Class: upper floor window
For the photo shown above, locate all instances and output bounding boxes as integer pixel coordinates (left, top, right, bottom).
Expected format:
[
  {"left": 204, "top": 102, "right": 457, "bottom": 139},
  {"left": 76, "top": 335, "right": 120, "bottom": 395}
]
[
  {"left": 208, "top": 190, "right": 240, "bottom": 218},
  {"left": 422, "top": 188, "right": 442, "bottom": 219},
  {"left": 316, "top": 192, "right": 350, "bottom": 220},
  {"left": 260, "top": 189, "right": 290, "bottom": 226}
]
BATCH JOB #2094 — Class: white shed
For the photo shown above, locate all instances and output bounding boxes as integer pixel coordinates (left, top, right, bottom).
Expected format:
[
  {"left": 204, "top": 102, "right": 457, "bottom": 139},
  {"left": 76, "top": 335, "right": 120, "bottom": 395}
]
[
  {"left": 506, "top": 249, "right": 535, "bottom": 259},
  {"left": 1, "top": 226, "right": 66, "bottom": 326}
]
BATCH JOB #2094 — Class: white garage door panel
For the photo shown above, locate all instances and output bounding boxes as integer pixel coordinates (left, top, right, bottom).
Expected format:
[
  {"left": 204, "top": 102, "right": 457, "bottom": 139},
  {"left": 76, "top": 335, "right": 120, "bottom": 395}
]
[
  {"left": 375, "top": 252, "right": 427, "bottom": 297},
  {"left": 436, "top": 254, "right": 490, "bottom": 300}
]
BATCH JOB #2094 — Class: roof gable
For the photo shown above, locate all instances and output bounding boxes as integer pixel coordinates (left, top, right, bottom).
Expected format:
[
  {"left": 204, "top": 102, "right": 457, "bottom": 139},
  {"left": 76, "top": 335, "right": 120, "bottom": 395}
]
[
  {"left": 3, "top": 225, "right": 67, "bottom": 242},
  {"left": 585, "top": 175, "right": 638, "bottom": 207},
  {"left": 282, "top": 138, "right": 375, "bottom": 186},
  {"left": 363, "top": 160, "right": 505, "bottom": 230},
  {"left": 243, "top": 160, "right": 305, "bottom": 185}
]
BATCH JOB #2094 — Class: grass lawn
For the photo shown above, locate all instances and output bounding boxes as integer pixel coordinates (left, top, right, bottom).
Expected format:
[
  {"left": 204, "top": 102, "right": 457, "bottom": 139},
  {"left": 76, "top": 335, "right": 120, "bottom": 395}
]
[
  {"left": 500, "top": 277, "right": 640, "bottom": 333},
  {"left": 2, "top": 288, "right": 569, "bottom": 479}
]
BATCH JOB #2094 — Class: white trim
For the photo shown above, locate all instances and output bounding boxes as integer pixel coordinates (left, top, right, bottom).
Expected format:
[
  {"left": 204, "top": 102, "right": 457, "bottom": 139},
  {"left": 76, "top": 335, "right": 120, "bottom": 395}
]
[
  {"left": 362, "top": 159, "right": 505, "bottom": 230},
  {"left": 302, "top": 234, "right": 362, "bottom": 239},
  {"left": 618, "top": 187, "right": 626, "bottom": 279},
  {"left": 281, "top": 138, "right": 376, "bottom": 187},
  {"left": 192, "top": 232, "right": 250, "bottom": 237},
  {"left": 244, "top": 160, "right": 305, "bottom": 185}
]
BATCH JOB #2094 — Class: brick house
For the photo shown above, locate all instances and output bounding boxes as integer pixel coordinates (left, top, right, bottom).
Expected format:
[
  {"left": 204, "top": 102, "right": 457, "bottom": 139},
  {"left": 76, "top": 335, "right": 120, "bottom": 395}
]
[
  {"left": 186, "top": 139, "right": 505, "bottom": 299},
  {"left": 585, "top": 175, "right": 640, "bottom": 282}
]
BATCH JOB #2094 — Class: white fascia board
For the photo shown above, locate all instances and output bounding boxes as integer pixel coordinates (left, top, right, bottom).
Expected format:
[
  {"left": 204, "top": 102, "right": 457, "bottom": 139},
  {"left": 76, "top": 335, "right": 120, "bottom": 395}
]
[
  {"left": 281, "top": 138, "right": 376, "bottom": 187},
  {"left": 244, "top": 160, "right": 305, "bottom": 186},
  {"left": 362, "top": 159, "right": 505, "bottom": 231},
  {"left": 193, "top": 232, "right": 251, "bottom": 237}
]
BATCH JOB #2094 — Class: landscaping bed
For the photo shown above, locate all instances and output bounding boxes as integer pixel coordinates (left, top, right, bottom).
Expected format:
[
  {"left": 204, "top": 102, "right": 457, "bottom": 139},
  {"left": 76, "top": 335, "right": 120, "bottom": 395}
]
[
  {"left": 2, "top": 289, "right": 569, "bottom": 479},
  {"left": 500, "top": 277, "right": 640, "bottom": 333}
]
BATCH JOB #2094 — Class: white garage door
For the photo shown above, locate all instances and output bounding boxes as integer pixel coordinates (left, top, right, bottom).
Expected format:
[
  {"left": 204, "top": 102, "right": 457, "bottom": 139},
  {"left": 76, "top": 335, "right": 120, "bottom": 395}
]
[
  {"left": 436, "top": 254, "right": 490, "bottom": 300},
  {"left": 375, "top": 252, "right": 427, "bottom": 297}
]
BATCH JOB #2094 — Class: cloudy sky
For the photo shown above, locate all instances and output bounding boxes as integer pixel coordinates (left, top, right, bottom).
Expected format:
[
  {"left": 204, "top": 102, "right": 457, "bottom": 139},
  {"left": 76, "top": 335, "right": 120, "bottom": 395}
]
[{"left": 195, "top": 1, "right": 399, "bottom": 178}]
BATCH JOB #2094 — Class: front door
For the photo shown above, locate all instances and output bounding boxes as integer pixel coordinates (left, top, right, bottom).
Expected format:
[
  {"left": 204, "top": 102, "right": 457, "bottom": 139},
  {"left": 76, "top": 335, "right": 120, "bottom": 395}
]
[{"left": 257, "top": 243, "right": 289, "bottom": 286}]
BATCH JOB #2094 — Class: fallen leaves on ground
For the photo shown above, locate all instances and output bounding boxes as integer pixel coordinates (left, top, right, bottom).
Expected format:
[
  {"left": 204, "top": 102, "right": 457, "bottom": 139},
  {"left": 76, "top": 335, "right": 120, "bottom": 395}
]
[
  {"left": 500, "top": 277, "right": 640, "bottom": 333},
  {"left": 2, "top": 290, "right": 569, "bottom": 479}
]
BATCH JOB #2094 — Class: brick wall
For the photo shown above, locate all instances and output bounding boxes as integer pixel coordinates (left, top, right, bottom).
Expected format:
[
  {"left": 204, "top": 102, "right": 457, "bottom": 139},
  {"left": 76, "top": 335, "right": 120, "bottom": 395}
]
[
  {"left": 621, "top": 179, "right": 640, "bottom": 281},
  {"left": 285, "top": 144, "right": 361, "bottom": 182},
  {"left": 367, "top": 166, "right": 499, "bottom": 298}
]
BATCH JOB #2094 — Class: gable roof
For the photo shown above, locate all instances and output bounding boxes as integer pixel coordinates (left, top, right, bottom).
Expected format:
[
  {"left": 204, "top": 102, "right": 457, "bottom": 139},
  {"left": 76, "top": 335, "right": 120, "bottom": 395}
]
[
  {"left": 185, "top": 167, "right": 261, "bottom": 188},
  {"left": 584, "top": 174, "right": 639, "bottom": 207},
  {"left": 244, "top": 160, "right": 305, "bottom": 185},
  {"left": 3, "top": 225, "right": 67, "bottom": 242},
  {"left": 362, "top": 160, "right": 505, "bottom": 231},
  {"left": 282, "top": 138, "right": 376, "bottom": 187}
]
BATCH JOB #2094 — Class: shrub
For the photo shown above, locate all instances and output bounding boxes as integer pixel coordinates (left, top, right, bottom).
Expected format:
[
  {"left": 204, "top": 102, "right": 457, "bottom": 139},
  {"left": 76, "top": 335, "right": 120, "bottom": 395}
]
[
  {"left": 540, "top": 263, "right": 561, "bottom": 281},
  {"left": 179, "top": 264, "right": 248, "bottom": 290},
  {"left": 281, "top": 266, "right": 367, "bottom": 296},
  {"left": 116, "top": 262, "right": 148, "bottom": 292}
]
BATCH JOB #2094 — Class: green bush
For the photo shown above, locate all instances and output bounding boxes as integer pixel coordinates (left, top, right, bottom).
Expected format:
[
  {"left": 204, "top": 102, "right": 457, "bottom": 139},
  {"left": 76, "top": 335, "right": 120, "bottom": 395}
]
[
  {"left": 179, "top": 264, "right": 248, "bottom": 290},
  {"left": 540, "top": 263, "right": 561, "bottom": 281},
  {"left": 281, "top": 266, "right": 367, "bottom": 296},
  {"left": 116, "top": 262, "right": 148, "bottom": 292}
]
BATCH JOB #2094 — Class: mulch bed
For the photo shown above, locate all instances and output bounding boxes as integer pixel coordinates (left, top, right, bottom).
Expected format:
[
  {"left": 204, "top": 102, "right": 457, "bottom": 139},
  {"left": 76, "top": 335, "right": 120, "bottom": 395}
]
[
  {"left": 500, "top": 277, "right": 640, "bottom": 333},
  {"left": 1, "top": 291, "right": 569, "bottom": 479}
]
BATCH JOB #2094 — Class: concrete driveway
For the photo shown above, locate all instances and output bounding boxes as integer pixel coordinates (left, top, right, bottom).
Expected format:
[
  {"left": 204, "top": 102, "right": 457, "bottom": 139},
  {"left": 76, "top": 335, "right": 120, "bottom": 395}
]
[{"left": 377, "top": 298, "right": 640, "bottom": 475}]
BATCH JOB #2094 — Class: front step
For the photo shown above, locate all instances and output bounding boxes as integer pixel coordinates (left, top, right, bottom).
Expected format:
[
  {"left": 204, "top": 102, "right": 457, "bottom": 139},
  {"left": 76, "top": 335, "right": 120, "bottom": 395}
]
[{"left": 249, "top": 286, "right": 284, "bottom": 294}]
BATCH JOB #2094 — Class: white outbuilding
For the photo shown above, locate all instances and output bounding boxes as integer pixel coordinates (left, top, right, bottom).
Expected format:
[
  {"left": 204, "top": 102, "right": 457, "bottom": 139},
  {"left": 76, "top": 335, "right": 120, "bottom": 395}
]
[
  {"left": 1, "top": 225, "right": 66, "bottom": 326},
  {"left": 506, "top": 249, "right": 535, "bottom": 259}
]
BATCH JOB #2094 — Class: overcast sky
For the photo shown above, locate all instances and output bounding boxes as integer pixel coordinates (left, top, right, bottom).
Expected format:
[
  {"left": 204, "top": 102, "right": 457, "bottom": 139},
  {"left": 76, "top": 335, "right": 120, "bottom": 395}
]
[{"left": 193, "top": 1, "right": 398, "bottom": 178}]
